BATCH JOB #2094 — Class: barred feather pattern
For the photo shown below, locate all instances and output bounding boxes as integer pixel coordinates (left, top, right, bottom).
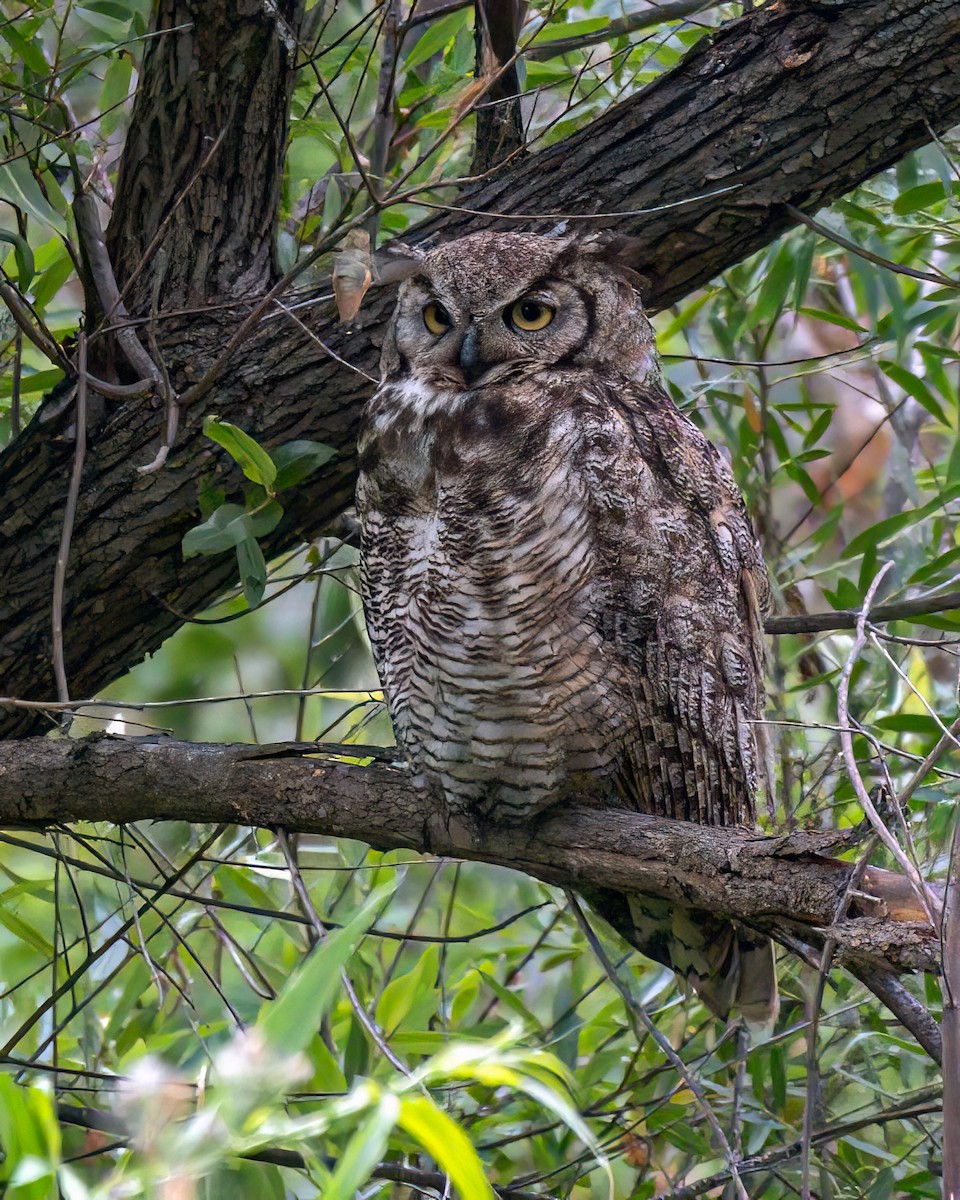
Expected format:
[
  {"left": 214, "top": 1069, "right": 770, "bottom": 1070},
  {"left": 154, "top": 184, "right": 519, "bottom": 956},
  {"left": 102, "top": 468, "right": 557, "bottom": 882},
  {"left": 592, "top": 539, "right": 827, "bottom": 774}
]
[{"left": 356, "top": 232, "right": 776, "bottom": 1019}]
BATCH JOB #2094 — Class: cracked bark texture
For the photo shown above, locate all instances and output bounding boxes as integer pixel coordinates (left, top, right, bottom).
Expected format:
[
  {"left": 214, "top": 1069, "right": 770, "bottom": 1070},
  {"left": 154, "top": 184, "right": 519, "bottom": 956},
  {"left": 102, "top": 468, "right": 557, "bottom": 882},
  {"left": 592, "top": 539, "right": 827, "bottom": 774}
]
[
  {"left": 0, "top": 734, "right": 942, "bottom": 979},
  {"left": 1, "top": 0, "right": 960, "bottom": 737}
]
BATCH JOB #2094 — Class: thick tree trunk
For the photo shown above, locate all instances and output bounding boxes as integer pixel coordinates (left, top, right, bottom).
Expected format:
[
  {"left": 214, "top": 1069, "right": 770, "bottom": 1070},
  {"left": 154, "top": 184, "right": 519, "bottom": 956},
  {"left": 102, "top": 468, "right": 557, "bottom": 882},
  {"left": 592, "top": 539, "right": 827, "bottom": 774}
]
[
  {"left": 1, "top": 0, "right": 959, "bottom": 737},
  {"left": 106, "top": 0, "right": 303, "bottom": 314}
]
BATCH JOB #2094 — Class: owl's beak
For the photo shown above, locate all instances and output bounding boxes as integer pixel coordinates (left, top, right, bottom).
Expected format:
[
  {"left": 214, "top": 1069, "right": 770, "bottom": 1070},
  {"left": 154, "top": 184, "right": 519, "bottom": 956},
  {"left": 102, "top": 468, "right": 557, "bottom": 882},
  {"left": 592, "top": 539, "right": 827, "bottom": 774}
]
[{"left": 459, "top": 325, "right": 484, "bottom": 385}]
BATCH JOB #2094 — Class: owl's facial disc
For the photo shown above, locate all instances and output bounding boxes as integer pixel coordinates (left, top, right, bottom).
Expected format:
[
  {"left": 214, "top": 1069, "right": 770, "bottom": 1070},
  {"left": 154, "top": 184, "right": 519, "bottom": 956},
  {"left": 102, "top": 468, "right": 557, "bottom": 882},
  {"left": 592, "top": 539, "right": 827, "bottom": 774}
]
[{"left": 394, "top": 274, "right": 590, "bottom": 388}]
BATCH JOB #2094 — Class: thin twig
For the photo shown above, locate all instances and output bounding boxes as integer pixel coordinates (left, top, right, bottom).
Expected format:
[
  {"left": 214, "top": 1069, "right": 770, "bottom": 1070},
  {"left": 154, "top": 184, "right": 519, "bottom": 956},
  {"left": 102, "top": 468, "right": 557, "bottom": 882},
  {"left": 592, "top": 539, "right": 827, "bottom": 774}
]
[
  {"left": 137, "top": 248, "right": 179, "bottom": 475},
  {"left": 942, "top": 820, "right": 960, "bottom": 1199},
  {"left": 0, "top": 827, "right": 227, "bottom": 1057},
  {"left": 785, "top": 203, "right": 959, "bottom": 290},
  {"left": 73, "top": 193, "right": 162, "bottom": 386},
  {"left": 51, "top": 333, "right": 89, "bottom": 707},
  {"left": 764, "top": 589, "right": 960, "bottom": 634},
  {"left": 526, "top": 0, "right": 715, "bottom": 59},
  {"left": 896, "top": 715, "right": 960, "bottom": 811},
  {"left": 271, "top": 298, "right": 378, "bottom": 381},
  {"left": 664, "top": 1090, "right": 942, "bottom": 1197},
  {"left": 851, "top": 964, "right": 942, "bottom": 1064},
  {"left": 366, "top": 0, "right": 400, "bottom": 246},
  {"left": 0, "top": 275, "right": 71, "bottom": 368},
  {"left": 836, "top": 564, "right": 938, "bottom": 925},
  {"left": 52, "top": 1101, "right": 553, "bottom": 1199}
]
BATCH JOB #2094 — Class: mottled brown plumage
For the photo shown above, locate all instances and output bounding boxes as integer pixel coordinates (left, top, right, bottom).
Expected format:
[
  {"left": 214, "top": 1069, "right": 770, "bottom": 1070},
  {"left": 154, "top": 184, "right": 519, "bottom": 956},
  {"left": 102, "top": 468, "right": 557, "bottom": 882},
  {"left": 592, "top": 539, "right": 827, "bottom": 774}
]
[{"left": 356, "top": 232, "right": 776, "bottom": 1020}]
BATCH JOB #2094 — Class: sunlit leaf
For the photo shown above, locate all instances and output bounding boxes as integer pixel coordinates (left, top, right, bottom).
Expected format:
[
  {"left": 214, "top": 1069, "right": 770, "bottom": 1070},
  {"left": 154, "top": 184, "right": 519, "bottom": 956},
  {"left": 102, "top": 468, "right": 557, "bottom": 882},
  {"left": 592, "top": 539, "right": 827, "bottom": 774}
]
[
  {"left": 203, "top": 417, "right": 278, "bottom": 488},
  {"left": 398, "top": 1095, "right": 495, "bottom": 1199}
]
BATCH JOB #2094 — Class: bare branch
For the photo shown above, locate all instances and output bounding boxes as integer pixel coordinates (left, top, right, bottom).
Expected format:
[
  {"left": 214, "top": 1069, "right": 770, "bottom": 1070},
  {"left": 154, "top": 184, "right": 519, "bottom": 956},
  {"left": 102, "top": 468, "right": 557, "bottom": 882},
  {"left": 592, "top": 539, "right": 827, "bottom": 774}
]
[
  {"left": 836, "top": 566, "right": 938, "bottom": 924},
  {"left": 51, "top": 333, "right": 88, "bottom": 706},
  {"left": 942, "top": 821, "right": 960, "bottom": 1195},
  {"left": 764, "top": 590, "right": 960, "bottom": 635},
  {"left": 525, "top": 0, "right": 715, "bottom": 61},
  {"left": 785, "top": 202, "right": 959, "bottom": 290}
]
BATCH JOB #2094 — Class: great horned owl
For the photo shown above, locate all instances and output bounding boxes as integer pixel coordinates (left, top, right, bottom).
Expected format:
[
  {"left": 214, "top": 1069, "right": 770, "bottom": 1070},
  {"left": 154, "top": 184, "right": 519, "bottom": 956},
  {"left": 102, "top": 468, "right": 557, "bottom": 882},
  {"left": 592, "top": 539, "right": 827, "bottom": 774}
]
[{"left": 356, "top": 231, "right": 776, "bottom": 1021}]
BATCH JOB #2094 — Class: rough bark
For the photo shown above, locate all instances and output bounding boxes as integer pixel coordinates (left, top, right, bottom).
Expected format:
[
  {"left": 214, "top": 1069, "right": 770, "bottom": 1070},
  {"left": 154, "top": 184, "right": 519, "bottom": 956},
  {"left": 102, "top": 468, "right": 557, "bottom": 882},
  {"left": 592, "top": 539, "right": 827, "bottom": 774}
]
[
  {"left": 106, "top": 0, "right": 303, "bottom": 315},
  {"left": 0, "top": 734, "right": 942, "bottom": 978},
  {"left": 2, "top": 0, "right": 960, "bottom": 737}
]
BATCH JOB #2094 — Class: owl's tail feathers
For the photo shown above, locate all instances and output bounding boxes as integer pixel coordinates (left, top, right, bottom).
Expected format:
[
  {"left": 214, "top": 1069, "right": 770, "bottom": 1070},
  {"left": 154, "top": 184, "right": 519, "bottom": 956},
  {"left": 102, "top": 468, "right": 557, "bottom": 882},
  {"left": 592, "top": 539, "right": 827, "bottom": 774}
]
[
  {"left": 688, "top": 923, "right": 779, "bottom": 1027},
  {"left": 584, "top": 889, "right": 778, "bottom": 1025}
]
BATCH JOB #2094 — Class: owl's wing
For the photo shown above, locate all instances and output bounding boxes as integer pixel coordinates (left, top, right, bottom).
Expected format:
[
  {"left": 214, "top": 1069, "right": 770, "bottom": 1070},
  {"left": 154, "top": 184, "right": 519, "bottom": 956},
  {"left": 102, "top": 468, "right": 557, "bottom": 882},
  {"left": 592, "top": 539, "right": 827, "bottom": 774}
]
[
  {"left": 579, "top": 380, "right": 769, "bottom": 828},
  {"left": 577, "top": 381, "right": 777, "bottom": 1021}
]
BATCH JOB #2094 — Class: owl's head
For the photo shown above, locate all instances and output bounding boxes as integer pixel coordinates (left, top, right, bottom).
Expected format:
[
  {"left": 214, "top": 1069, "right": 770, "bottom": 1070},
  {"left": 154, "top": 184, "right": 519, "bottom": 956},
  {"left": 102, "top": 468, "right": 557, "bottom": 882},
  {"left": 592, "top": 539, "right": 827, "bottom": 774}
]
[{"left": 380, "top": 232, "right": 658, "bottom": 389}]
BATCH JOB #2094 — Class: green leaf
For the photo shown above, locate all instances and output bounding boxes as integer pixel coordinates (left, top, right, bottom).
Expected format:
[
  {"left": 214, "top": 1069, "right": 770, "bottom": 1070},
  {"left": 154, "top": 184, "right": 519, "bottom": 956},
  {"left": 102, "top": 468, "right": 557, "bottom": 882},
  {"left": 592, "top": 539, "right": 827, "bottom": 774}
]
[
  {"left": 0, "top": 230, "right": 35, "bottom": 288},
  {"left": 323, "top": 1091, "right": 399, "bottom": 1200},
  {"left": 770, "top": 1045, "right": 787, "bottom": 1113},
  {"left": 203, "top": 416, "right": 277, "bottom": 488},
  {"left": 803, "top": 407, "right": 834, "bottom": 450},
  {"left": 0, "top": 24, "right": 49, "bottom": 76},
  {"left": 655, "top": 291, "right": 716, "bottom": 342},
  {"left": 236, "top": 534, "right": 267, "bottom": 608},
  {"left": 475, "top": 969, "right": 543, "bottom": 1031},
  {"left": 879, "top": 360, "right": 949, "bottom": 425},
  {"left": 0, "top": 1077, "right": 61, "bottom": 1198},
  {"left": 398, "top": 1095, "right": 495, "bottom": 1199},
  {"left": 0, "top": 894, "right": 53, "bottom": 955},
  {"left": 839, "top": 482, "right": 960, "bottom": 562},
  {"left": 534, "top": 16, "right": 608, "bottom": 44},
  {"left": 75, "top": 5, "right": 132, "bottom": 39},
  {"left": 0, "top": 161, "right": 66, "bottom": 234},
  {"left": 272, "top": 440, "right": 338, "bottom": 490},
  {"left": 181, "top": 503, "right": 274, "bottom": 557},
  {"left": 782, "top": 459, "right": 821, "bottom": 506},
  {"left": 403, "top": 8, "right": 467, "bottom": 70},
  {"left": 745, "top": 240, "right": 797, "bottom": 331},
  {"left": 0, "top": 368, "right": 63, "bottom": 400},
  {"left": 99, "top": 53, "right": 134, "bottom": 138},
  {"left": 256, "top": 882, "right": 395, "bottom": 1054},
  {"left": 29, "top": 243, "right": 74, "bottom": 314},
  {"left": 907, "top": 543, "right": 960, "bottom": 585},
  {"left": 892, "top": 181, "right": 947, "bottom": 215},
  {"left": 375, "top": 944, "right": 441, "bottom": 1034},
  {"left": 799, "top": 306, "right": 867, "bottom": 335}
]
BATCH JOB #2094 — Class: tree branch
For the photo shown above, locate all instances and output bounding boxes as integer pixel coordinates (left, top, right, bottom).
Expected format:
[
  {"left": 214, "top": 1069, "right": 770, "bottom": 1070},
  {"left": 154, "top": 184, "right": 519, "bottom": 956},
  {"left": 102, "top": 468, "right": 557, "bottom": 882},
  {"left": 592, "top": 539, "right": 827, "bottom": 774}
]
[
  {"left": 764, "top": 590, "right": 960, "bottom": 635},
  {"left": 0, "top": 735, "right": 942, "bottom": 980}
]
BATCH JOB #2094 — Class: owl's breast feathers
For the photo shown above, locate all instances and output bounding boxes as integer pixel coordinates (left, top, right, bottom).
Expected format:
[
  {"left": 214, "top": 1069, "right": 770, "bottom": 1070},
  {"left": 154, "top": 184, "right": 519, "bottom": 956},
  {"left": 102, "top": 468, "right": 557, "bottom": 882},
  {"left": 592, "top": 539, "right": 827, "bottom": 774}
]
[{"left": 357, "top": 369, "right": 769, "bottom": 829}]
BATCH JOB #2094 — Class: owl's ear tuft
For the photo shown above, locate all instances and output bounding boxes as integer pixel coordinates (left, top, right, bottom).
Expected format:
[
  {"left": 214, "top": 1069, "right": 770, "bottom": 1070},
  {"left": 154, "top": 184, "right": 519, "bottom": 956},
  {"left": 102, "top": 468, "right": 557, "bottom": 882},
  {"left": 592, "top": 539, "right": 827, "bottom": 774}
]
[
  {"left": 374, "top": 242, "right": 427, "bottom": 286},
  {"left": 577, "top": 232, "right": 653, "bottom": 299}
]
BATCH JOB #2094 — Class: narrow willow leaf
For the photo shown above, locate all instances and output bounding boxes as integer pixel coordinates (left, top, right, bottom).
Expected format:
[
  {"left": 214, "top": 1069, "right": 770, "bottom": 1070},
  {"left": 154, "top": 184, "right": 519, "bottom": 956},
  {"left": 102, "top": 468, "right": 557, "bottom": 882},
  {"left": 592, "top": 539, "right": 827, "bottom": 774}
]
[
  {"left": 257, "top": 882, "right": 396, "bottom": 1054},
  {"left": 840, "top": 482, "right": 960, "bottom": 562},
  {"left": 236, "top": 534, "right": 267, "bottom": 608},
  {"left": 0, "top": 230, "right": 35, "bottom": 288},
  {"left": 323, "top": 1093, "right": 398, "bottom": 1200},
  {"left": 0, "top": 161, "right": 66, "bottom": 234},
  {"left": 880, "top": 360, "right": 949, "bottom": 425},
  {"left": 398, "top": 1095, "right": 494, "bottom": 1200}
]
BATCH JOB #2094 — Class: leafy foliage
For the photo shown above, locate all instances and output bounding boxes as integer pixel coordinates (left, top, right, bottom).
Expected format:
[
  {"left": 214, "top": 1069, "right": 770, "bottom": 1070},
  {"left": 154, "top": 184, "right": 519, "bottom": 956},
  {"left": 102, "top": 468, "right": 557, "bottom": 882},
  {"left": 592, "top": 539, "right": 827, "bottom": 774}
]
[
  {"left": 182, "top": 418, "right": 336, "bottom": 607},
  {"left": 1, "top": 1, "right": 959, "bottom": 1197}
]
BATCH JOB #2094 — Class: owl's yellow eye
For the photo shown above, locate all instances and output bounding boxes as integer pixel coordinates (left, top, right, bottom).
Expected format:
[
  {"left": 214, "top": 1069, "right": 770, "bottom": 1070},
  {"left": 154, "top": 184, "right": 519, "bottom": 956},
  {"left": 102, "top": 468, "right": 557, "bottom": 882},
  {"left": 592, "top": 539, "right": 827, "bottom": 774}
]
[
  {"left": 508, "top": 299, "right": 555, "bottom": 332},
  {"left": 423, "top": 301, "right": 452, "bottom": 335}
]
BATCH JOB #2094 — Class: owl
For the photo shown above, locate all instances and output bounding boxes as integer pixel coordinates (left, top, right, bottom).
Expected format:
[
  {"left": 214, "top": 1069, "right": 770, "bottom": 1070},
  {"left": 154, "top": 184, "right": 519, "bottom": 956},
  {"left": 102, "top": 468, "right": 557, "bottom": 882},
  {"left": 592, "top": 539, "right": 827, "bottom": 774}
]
[{"left": 356, "top": 231, "right": 776, "bottom": 1021}]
